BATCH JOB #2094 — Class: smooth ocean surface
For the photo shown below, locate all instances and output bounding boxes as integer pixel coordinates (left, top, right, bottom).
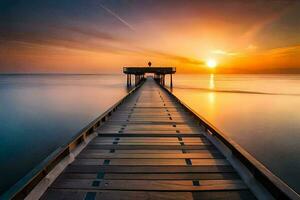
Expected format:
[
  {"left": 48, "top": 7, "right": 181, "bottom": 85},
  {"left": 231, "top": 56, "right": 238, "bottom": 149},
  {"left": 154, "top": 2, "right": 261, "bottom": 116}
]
[
  {"left": 0, "top": 74, "right": 128, "bottom": 194},
  {"left": 168, "top": 74, "right": 300, "bottom": 194},
  {"left": 1, "top": 74, "right": 299, "bottom": 195}
]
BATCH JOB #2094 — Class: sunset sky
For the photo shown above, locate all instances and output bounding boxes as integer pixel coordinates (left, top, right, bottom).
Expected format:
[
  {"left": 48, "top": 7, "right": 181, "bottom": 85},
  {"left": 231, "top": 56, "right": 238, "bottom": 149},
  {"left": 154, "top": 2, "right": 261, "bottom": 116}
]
[{"left": 1, "top": 0, "right": 300, "bottom": 73}]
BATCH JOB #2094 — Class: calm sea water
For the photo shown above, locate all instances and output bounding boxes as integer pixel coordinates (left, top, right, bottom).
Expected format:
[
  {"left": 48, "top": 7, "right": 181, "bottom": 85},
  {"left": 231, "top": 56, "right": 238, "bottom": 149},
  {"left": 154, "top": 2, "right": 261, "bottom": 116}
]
[
  {"left": 0, "top": 74, "right": 128, "bottom": 194},
  {"left": 0, "top": 74, "right": 299, "bottom": 195},
  {"left": 167, "top": 74, "right": 300, "bottom": 194}
]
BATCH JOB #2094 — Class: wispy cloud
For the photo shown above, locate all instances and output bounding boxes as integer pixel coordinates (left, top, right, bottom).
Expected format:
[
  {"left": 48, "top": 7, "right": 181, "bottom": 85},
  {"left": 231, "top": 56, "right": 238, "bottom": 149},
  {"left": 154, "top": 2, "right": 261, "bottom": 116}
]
[
  {"left": 62, "top": 25, "right": 122, "bottom": 42},
  {"left": 140, "top": 49, "right": 205, "bottom": 65},
  {"left": 0, "top": 22, "right": 133, "bottom": 54},
  {"left": 0, "top": 23, "right": 204, "bottom": 67},
  {"left": 211, "top": 49, "right": 238, "bottom": 56},
  {"left": 237, "top": 2, "right": 296, "bottom": 47},
  {"left": 99, "top": 3, "right": 135, "bottom": 31},
  {"left": 262, "top": 45, "right": 300, "bottom": 57}
]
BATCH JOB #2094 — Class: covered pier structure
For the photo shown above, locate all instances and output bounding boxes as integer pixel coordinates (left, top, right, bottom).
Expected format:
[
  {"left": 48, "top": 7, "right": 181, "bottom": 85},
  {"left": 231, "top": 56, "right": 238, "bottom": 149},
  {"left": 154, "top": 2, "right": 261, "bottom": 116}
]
[{"left": 123, "top": 67, "right": 176, "bottom": 87}]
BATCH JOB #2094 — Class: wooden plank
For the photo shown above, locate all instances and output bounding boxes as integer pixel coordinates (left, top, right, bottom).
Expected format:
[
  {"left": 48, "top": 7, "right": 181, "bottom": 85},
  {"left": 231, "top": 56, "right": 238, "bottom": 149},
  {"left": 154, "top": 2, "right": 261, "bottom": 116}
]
[
  {"left": 82, "top": 149, "right": 219, "bottom": 154},
  {"left": 77, "top": 153, "right": 223, "bottom": 159},
  {"left": 110, "top": 150, "right": 185, "bottom": 154},
  {"left": 104, "top": 173, "right": 240, "bottom": 180},
  {"left": 86, "top": 145, "right": 215, "bottom": 150},
  {"left": 109, "top": 116, "right": 187, "bottom": 119},
  {"left": 107, "top": 119, "right": 188, "bottom": 123},
  {"left": 72, "top": 158, "right": 187, "bottom": 166},
  {"left": 50, "top": 179, "right": 247, "bottom": 191},
  {"left": 99, "top": 129, "right": 199, "bottom": 133},
  {"left": 90, "top": 142, "right": 209, "bottom": 146},
  {"left": 125, "top": 124, "right": 199, "bottom": 129},
  {"left": 98, "top": 130, "right": 200, "bottom": 134},
  {"left": 40, "top": 190, "right": 86, "bottom": 200},
  {"left": 92, "top": 139, "right": 210, "bottom": 144},
  {"left": 123, "top": 128, "right": 198, "bottom": 132},
  {"left": 192, "top": 190, "right": 257, "bottom": 200},
  {"left": 93, "top": 137, "right": 208, "bottom": 142},
  {"left": 120, "top": 107, "right": 184, "bottom": 109},
  {"left": 102, "top": 121, "right": 190, "bottom": 125},
  {"left": 95, "top": 191, "right": 193, "bottom": 200},
  {"left": 98, "top": 133, "right": 205, "bottom": 138},
  {"left": 99, "top": 127, "right": 197, "bottom": 131},
  {"left": 95, "top": 179, "right": 248, "bottom": 191},
  {"left": 97, "top": 133, "right": 205, "bottom": 137},
  {"left": 65, "top": 165, "right": 236, "bottom": 173},
  {"left": 60, "top": 172, "right": 240, "bottom": 180},
  {"left": 116, "top": 114, "right": 187, "bottom": 118}
]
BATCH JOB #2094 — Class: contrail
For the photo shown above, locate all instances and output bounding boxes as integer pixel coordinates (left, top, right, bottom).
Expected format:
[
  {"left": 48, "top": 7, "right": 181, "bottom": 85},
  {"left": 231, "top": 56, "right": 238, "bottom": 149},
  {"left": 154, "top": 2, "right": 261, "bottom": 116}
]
[{"left": 99, "top": 3, "right": 135, "bottom": 31}]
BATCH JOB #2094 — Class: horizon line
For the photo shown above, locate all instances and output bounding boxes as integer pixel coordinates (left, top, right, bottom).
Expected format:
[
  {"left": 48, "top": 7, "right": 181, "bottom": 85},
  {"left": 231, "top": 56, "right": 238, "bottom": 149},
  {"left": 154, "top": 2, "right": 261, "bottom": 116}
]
[{"left": 1, "top": 72, "right": 300, "bottom": 75}]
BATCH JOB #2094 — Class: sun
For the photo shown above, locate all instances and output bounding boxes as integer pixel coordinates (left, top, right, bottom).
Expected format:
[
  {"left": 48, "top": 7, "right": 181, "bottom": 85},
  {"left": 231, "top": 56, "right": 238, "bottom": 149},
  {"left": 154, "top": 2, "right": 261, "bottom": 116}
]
[{"left": 206, "top": 59, "right": 218, "bottom": 68}]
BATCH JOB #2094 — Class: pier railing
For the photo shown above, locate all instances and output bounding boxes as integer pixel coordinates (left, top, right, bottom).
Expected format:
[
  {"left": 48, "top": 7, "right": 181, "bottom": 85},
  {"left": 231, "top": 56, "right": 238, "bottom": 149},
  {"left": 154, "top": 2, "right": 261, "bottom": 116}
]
[
  {"left": 1, "top": 81, "right": 145, "bottom": 200},
  {"left": 160, "top": 84, "right": 300, "bottom": 200}
]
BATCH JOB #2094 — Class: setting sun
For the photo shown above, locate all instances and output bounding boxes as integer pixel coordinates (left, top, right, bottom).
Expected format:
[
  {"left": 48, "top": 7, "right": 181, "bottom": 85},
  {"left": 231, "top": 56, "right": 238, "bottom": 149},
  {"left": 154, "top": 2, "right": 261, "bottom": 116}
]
[{"left": 206, "top": 59, "right": 218, "bottom": 68}]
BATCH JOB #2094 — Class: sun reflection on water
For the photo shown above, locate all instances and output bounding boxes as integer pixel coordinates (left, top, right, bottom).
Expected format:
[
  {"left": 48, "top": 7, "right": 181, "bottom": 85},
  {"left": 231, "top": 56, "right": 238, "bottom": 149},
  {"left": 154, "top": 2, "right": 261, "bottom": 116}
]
[
  {"left": 208, "top": 74, "right": 216, "bottom": 104},
  {"left": 209, "top": 74, "right": 215, "bottom": 89}
]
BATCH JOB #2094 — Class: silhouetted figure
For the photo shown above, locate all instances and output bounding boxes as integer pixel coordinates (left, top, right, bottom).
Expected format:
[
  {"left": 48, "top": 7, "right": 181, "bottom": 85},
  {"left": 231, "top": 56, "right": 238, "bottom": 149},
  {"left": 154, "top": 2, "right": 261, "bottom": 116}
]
[{"left": 148, "top": 61, "right": 152, "bottom": 67}]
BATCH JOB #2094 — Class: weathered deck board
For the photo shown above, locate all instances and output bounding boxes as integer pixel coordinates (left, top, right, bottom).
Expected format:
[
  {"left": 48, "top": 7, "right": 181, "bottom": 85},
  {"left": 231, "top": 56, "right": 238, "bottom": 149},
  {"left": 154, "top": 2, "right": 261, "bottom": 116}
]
[
  {"left": 41, "top": 78, "right": 257, "bottom": 200},
  {"left": 59, "top": 172, "right": 240, "bottom": 180},
  {"left": 41, "top": 190, "right": 257, "bottom": 200},
  {"left": 77, "top": 153, "right": 224, "bottom": 159},
  {"left": 64, "top": 165, "right": 237, "bottom": 173},
  {"left": 50, "top": 179, "right": 247, "bottom": 191}
]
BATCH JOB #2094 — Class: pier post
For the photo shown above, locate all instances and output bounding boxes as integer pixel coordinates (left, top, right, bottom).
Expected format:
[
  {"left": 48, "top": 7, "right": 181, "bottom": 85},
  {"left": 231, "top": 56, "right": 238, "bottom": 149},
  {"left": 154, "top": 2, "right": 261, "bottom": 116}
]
[
  {"left": 129, "top": 74, "right": 131, "bottom": 86},
  {"left": 160, "top": 75, "right": 162, "bottom": 85},
  {"left": 161, "top": 74, "right": 165, "bottom": 86},
  {"left": 170, "top": 74, "right": 173, "bottom": 88}
]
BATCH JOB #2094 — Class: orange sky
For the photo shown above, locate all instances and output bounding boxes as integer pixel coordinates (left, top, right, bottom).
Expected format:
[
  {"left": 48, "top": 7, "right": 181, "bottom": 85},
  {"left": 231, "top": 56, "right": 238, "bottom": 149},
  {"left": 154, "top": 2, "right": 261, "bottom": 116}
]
[{"left": 1, "top": 0, "right": 300, "bottom": 73}]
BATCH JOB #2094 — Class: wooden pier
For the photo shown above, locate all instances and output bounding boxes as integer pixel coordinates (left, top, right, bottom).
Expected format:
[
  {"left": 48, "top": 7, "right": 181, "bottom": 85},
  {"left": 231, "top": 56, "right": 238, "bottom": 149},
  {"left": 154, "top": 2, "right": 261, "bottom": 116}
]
[
  {"left": 3, "top": 76, "right": 299, "bottom": 200},
  {"left": 123, "top": 67, "right": 176, "bottom": 87},
  {"left": 40, "top": 78, "right": 257, "bottom": 200}
]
